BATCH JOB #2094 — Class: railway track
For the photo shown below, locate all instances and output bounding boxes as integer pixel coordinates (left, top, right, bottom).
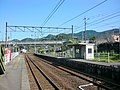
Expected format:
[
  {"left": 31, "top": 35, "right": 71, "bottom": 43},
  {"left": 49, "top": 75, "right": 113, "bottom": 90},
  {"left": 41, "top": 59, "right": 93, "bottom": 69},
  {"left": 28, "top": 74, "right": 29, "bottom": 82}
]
[
  {"left": 25, "top": 53, "right": 119, "bottom": 90},
  {"left": 26, "top": 54, "right": 98, "bottom": 90},
  {"left": 34, "top": 54, "right": 120, "bottom": 90},
  {"left": 25, "top": 54, "right": 60, "bottom": 90},
  {"left": 34, "top": 56, "right": 112, "bottom": 90}
]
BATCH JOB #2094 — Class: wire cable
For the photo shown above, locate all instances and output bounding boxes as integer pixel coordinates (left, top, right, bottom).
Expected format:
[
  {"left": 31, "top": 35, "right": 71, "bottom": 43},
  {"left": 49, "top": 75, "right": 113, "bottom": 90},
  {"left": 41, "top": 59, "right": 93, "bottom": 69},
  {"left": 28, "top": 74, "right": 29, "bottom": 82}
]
[
  {"left": 60, "top": 0, "right": 108, "bottom": 26},
  {"left": 88, "top": 14, "right": 120, "bottom": 27},
  {"left": 41, "top": 0, "right": 65, "bottom": 27},
  {"left": 41, "top": 0, "right": 62, "bottom": 26},
  {"left": 88, "top": 11, "right": 120, "bottom": 25},
  {"left": 74, "top": 11, "right": 120, "bottom": 30},
  {"left": 90, "top": 20, "right": 120, "bottom": 29},
  {"left": 74, "top": 14, "right": 120, "bottom": 31}
]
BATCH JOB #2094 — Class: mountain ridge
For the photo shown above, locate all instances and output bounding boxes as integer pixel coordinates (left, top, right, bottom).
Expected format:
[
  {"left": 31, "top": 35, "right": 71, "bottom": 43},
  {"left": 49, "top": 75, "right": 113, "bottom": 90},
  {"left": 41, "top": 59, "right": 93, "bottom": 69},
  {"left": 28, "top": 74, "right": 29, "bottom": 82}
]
[{"left": 11, "top": 28, "right": 119, "bottom": 42}]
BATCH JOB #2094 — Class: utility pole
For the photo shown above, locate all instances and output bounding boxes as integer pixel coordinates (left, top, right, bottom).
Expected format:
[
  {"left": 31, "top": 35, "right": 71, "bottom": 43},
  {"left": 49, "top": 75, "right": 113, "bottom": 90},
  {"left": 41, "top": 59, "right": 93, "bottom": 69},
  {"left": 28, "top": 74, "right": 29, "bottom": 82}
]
[
  {"left": 34, "top": 31, "right": 37, "bottom": 53},
  {"left": 82, "top": 30, "right": 84, "bottom": 42},
  {"left": 83, "top": 18, "right": 89, "bottom": 43},
  {"left": 84, "top": 18, "right": 87, "bottom": 43},
  {"left": 71, "top": 25, "right": 73, "bottom": 39},
  {"left": 118, "top": 27, "right": 120, "bottom": 59},
  {"left": 5, "top": 22, "right": 8, "bottom": 48}
]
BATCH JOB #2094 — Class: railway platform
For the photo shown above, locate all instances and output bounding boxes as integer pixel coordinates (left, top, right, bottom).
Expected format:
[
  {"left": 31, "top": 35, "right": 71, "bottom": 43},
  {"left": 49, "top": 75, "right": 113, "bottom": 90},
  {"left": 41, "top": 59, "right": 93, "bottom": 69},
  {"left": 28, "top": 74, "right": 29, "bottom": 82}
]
[{"left": 0, "top": 54, "right": 30, "bottom": 90}]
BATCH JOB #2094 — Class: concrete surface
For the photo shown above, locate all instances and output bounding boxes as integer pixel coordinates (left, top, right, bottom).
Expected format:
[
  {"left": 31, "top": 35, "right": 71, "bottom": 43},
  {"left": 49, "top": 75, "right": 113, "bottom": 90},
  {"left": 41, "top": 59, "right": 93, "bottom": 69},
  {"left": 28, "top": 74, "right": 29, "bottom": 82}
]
[{"left": 0, "top": 54, "right": 30, "bottom": 90}]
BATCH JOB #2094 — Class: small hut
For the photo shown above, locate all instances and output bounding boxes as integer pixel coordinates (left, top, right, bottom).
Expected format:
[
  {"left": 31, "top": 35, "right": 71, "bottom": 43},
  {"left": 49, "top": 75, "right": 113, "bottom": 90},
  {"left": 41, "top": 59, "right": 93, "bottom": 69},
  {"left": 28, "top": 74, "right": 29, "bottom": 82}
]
[{"left": 68, "top": 43, "right": 95, "bottom": 60}]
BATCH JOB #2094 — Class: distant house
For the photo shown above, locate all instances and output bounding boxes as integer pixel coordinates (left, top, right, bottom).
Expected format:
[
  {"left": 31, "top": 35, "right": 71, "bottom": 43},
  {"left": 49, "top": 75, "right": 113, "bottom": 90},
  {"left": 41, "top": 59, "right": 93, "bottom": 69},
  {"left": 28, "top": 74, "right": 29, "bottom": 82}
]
[{"left": 112, "top": 35, "right": 120, "bottom": 42}]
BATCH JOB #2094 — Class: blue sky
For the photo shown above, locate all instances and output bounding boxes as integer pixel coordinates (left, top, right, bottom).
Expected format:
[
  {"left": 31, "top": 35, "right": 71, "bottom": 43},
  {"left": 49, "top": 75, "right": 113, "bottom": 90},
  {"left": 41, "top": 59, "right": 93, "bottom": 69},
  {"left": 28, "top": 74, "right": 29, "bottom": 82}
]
[{"left": 0, "top": 0, "right": 120, "bottom": 40}]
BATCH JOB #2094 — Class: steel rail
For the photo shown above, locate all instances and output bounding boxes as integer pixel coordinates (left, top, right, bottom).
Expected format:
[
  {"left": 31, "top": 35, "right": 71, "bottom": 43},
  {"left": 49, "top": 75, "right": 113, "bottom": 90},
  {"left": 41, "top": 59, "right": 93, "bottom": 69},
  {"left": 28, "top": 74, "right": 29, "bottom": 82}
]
[
  {"left": 25, "top": 55, "right": 42, "bottom": 90},
  {"left": 34, "top": 55, "right": 118, "bottom": 90},
  {"left": 26, "top": 54, "right": 60, "bottom": 90}
]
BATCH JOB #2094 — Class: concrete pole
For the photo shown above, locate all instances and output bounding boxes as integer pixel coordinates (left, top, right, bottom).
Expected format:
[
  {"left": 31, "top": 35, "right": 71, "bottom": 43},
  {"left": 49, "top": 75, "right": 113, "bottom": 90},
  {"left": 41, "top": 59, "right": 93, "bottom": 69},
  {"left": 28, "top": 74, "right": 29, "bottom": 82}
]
[
  {"left": 118, "top": 27, "right": 120, "bottom": 59},
  {"left": 34, "top": 31, "right": 37, "bottom": 53},
  {"left": 83, "top": 18, "right": 89, "bottom": 43},
  {"left": 5, "top": 22, "right": 8, "bottom": 48},
  {"left": 71, "top": 25, "right": 73, "bottom": 39},
  {"left": 84, "top": 18, "right": 87, "bottom": 43}
]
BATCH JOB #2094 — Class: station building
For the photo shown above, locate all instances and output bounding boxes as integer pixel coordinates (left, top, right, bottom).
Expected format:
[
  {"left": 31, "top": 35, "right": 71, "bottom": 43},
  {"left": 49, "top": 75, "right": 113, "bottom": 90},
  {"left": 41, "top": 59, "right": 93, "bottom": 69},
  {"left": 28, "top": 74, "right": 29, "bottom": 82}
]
[{"left": 69, "top": 43, "right": 95, "bottom": 60}]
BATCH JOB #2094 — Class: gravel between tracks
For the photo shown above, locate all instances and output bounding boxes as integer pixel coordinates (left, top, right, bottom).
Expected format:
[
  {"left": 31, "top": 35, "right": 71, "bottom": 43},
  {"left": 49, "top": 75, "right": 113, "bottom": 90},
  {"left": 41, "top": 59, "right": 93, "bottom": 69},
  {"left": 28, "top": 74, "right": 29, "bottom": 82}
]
[{"left": 26, "top": 54, "right": 97, "bottom": 90}]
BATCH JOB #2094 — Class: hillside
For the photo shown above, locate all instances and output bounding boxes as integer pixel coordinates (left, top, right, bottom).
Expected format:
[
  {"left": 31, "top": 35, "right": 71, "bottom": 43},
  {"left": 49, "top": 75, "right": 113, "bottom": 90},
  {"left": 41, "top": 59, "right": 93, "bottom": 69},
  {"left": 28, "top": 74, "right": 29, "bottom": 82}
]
[
  {"left": 12, "top": 28, "right": 119, "bottom": 43},
  {"left": 42, "top": 29, "right": 119, "bottom": 41},
  {"left": 74, "top": 30, "right": 99, "bottom": 39}
]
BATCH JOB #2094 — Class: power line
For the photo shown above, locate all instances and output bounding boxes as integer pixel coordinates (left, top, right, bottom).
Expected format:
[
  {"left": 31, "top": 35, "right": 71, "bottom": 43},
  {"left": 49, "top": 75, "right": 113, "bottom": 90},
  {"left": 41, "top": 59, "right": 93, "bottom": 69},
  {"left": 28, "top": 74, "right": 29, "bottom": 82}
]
[
  {"left": 74, "top": 13, "right": 120, "bottom": 31},
  {"left": 60, "top": 0, "right": 108, "bottom": 26},
  {"left": 88, "top": 14, "right": 120, "bottom": 27},
  {"left": 41, "top": 0, "right": 62, "bottom": 26},
  {"left": 90, "top": 20, "right": 120, "bottom": 29},
  {"left": 74, "top": 14, "right": 104, "bottom": 29},
  {"left": 88, "top": 11, "right": 120, "bottom": 25},
  {"left": 75, "top": 11, "right": 120, "bottom": 30},
  {"left": 74, "top": 11, "right": 120, "bottom": 30},
  {"left": 41, "top": 0, "right": 65, "bottom": 27}
]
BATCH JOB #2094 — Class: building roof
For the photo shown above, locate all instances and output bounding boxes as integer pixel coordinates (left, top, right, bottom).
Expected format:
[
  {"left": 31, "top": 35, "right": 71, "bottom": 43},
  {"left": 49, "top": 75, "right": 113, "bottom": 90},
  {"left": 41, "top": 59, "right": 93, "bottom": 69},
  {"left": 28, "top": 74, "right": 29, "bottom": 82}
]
[{"left": 68, "top": 43, "right": 95, "bottom": 47}]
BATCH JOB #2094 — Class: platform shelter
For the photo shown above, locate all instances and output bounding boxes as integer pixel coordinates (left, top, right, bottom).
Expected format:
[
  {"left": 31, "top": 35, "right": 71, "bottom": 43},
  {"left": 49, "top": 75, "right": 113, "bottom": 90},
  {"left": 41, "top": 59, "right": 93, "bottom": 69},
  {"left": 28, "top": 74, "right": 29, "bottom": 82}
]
[{"left": 69, "top": 43, "right": 95, "bottom": 60}]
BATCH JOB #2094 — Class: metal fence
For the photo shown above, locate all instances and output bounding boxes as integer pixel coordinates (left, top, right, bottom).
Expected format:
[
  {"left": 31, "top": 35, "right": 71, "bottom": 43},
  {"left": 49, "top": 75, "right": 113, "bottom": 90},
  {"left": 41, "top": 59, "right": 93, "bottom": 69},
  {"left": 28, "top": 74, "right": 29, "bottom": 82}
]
[{"left": 94, "top": 53, "right": 120, "bottom": 62}]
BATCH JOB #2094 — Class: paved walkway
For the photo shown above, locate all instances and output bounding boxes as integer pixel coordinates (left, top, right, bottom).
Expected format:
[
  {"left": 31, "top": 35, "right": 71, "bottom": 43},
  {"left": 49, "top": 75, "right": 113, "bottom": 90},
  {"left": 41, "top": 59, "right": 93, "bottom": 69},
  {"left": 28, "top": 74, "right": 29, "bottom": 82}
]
[{"left": 0, "top": 54, "right": 30, "bottom": 90}]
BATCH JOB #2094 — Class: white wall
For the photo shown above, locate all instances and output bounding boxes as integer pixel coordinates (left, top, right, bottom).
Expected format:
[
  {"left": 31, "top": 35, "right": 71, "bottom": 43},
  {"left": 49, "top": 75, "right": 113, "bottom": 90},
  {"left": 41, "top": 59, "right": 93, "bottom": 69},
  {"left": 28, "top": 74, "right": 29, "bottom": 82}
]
[
  {"left": 5, "top": 52, "right": 19, "bottom": 65},
  {"left": 85, "top": 45, "right": 94, "bottom": 60}
]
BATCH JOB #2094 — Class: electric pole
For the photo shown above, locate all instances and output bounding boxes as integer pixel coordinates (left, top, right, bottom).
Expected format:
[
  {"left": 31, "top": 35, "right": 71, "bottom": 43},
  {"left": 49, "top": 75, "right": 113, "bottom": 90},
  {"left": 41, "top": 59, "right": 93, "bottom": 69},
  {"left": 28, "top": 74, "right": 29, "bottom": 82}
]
[
  {"left": 34, "top": 31, "right": 37, "bottom": 53},
  {"left": 118, "top": 27, "right": 120, "bottom": 59},
  {"left": 71, "top": 25, "right": 73, "bottom": 39},
  {"left": 83, "top": 18, "right": 89, "bottom": 43},
  {"left": 82, "top": 30, "right": 84, "bottom": 42},
  {"left": 84, "top": 18, "right": 86, "bottom": 43},
  {"left": 5, "top": 22, "right": 8, "bottom": 48}
]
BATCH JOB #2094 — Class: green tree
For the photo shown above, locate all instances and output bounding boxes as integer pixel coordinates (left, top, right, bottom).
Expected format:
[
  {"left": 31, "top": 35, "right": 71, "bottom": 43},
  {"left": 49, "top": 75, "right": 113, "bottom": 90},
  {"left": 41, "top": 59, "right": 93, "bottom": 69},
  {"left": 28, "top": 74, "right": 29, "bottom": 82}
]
[{"left": 89, "top": 36, "right": 96, "bottom": 43}]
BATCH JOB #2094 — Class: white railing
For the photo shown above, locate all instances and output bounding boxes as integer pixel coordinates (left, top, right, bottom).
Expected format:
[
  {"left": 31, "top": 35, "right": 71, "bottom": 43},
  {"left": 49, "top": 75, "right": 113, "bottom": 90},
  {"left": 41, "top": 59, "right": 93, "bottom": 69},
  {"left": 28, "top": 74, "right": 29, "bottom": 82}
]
[{"left": 0, "top": 41, "right": 64, "bottom": 45}]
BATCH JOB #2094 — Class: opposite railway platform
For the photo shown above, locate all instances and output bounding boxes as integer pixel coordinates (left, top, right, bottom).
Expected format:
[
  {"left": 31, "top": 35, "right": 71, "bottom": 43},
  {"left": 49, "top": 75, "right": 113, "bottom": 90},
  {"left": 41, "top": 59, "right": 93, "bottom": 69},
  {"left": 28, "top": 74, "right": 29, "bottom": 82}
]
[{"left": 0, "top": 54, "right": 30, "bottom": 90}]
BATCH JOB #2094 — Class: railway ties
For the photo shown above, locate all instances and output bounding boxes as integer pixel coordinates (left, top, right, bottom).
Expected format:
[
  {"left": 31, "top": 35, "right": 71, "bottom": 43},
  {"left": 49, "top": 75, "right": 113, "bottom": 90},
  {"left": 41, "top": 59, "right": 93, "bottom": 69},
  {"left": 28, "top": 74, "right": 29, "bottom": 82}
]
[
  {"left": 26, "top": 53, "right": 117, "bottom": 90},
  {"left": 26, "top": 54, "right": 98, "bottom": 90},
  {"left": 25, "top": 54, "right": 60, "bottom": 90},
  {"left": 34, "top": 53, "right": 120, "bottom": 90},
  {"left": 35, "top": 57, "right": 110, "bottom": 90}
]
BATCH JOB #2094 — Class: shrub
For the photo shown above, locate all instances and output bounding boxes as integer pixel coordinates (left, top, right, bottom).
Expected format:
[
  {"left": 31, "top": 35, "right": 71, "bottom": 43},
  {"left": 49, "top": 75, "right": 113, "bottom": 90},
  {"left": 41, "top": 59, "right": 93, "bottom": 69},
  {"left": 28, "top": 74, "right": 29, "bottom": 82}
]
[{"left": 111, "top": 54, "right": 120, "bottom": 60}]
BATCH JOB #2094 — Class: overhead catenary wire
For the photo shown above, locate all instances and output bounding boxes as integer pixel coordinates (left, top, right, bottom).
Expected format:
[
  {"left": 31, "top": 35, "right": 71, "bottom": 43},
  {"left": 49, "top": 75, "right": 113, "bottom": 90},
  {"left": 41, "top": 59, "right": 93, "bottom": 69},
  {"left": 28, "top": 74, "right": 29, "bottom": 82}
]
[
  {"left": 75, "top": 14, "right": 120, "bottom": 31},
  {"left": 73, "top": 10, "right": 120, "bottom": 30},
  {"left": 60, "top": 0, "right": 108, "bottom": 26},
  {"left": 88, "top": 14, "right": 120, "bottom": 27},
  {"left": 74, "top": 11, "right": 120, "bottom": 31},
  {"left": 90, "top": 20, "right": 120, "bottom": 30},
  {"left": 41, "top": 0, "right": 65, "bottom": 27},
  {"left": 74, "top": 20, "right": 120, "bottom": 34},
  {"left": 88, "top": 11, "right": 120, "bottom": 25},
  {"left": 71, "top": 13, "right": 105, "bottom": 30}
]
